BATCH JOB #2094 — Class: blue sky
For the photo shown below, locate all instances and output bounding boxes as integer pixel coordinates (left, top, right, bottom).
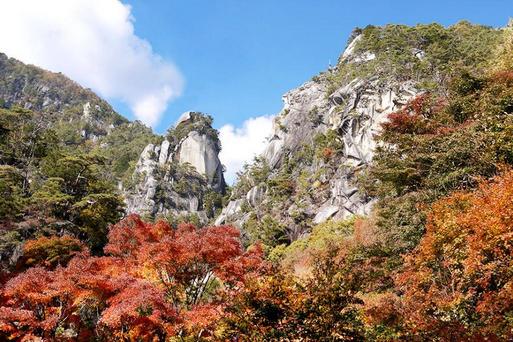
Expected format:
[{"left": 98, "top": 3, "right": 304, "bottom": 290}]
[
  {"left": 0, "top": 0, "right": 511, "bottom": 182},
  {"left": 119, "top": 0, "right": 511, "bottom": 133}
]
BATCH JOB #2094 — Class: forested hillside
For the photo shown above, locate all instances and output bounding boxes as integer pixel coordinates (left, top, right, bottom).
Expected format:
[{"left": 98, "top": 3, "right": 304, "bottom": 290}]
[
  {"left": 3, "top": 21, "right": 513, "bottom": 341},
  {"left": 0, "top": 56, "right": 222, "bottom": 274}
]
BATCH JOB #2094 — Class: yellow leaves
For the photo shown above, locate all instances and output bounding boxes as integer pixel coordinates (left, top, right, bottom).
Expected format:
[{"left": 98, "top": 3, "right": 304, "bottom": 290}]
[{"left": 491, "top": 26, "right": 513, "bottom": 73}]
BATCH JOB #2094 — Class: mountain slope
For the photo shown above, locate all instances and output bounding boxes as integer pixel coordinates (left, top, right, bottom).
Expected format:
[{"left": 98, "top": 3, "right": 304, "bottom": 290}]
[
  {"left": 3, "top": 19, "right": 513, "bottom": 341},
  {"left": 0, "top": 53, "right": 127, "bottom": 140},
  {"left": 0, "top": 54, "right": 226, "bottom": 270},
  {"left": 216, "top": 21, "right": 502, "bottom": 251}
]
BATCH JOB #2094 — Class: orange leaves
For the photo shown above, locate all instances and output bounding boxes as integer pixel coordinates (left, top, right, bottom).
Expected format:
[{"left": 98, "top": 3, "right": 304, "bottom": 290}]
[
  {"left": 106, "top": 215, "right": 262, "bottom": 290},
  {"left": 394, "top": 169, "right": 513, "bottom": 338},
  {"left": 19, "top": 235, "right": 85, "bottom": 270},
  {"left": 181, "top": 304, "right": 221, "bottom": 338},
  {"left": 490, "top": 70, "right": 513, "bottom": 85},
  {"left": 0, "top": 307, "right": 35, "bottom": 338},
  {"left": 363, "top": 292, "right": 403, "bottom": 328},
  {"left": 321, "top": 147, "right": 334, "bottom": 161},
  {"left": 3, "top": 267, "right": 57, "bottom": 306},
  {"left": 1, "top": 267, "right": 61, "bottom": 337}
]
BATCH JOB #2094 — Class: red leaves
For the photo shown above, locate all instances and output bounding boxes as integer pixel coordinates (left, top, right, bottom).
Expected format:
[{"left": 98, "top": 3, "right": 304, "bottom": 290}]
[
  {"left": 0, "top": 307, "right": 34, "bottom": 336},
  {"left": 383, "top": 111, "right": 427, "bottom": 134},
  {"left": 3, "top": 267, "right": 57, "bottom": 306},
  {"left": 0, "top": 215, "right": 263, "bottom": 340},
  {"left": 381, "top": 93, "right": 458, "bottom": 137},
  {"left": 104, "top": 214, "right": 156, "bottom": 257},
  {"left": 1, "top": 267, "right": 61, "bottom": 336},
  {"left": 218, "top": 243, "right": 265, "bottom": 284},
  {"left": 382, "top": 94, "right": 436, "bottom": 135},
  {"left": 99, "top": 280, "right": 177, "bottom": 337}
]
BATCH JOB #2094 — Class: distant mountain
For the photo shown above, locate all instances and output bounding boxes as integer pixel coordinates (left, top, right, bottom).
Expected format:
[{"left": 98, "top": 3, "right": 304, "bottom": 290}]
[{"left": 0, "top": 53, "right": 127, "bottom": 140}]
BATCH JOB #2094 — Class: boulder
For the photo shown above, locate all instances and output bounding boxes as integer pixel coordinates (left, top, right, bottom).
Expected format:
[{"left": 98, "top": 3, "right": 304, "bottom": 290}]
[
  {"left": 313, "top": 205, "right": 339, "bottom": 224},
  {"left": 175, "top": 111, "right": 193, "bottom": 126},
  {"left": 215, "top": 199, "right": 244, "bottom": 225},
  {"left": 178, "top": 131, "right": 223, "bottom": 185},
  {"left": 158, "top": 140, "right": 170, "bottom": 165},
  {"left": 246, "top": 184, "right": 266, "bottom": 207}
]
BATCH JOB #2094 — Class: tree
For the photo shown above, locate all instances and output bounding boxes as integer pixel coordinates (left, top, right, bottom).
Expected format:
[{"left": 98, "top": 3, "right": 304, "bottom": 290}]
[
  {"left": 0, "top": 215, "right": 264, "bottom": 340},
  {"left": 17, "top": 235, "right": 85, "bottom": 270},
  {"left": 223, "top": 244, "right": 365, "bottom": 341},
  {"left": 358, "top": 68, "right": 513, "bottom": 295},
  {"left": 35, "top": 152, "right": 125, "bottom": 252},
  {"left": 0, "top": 166, "right": 24, "bottom": 222},
  {"left": 391, "top": 169, "right": 513, "bottom": 340},
  {"left": 72, "top": 193, "right": 124, "bottom": 253},
  {"left": 29, "top": 177, "right": 73, "bottom": 217}
]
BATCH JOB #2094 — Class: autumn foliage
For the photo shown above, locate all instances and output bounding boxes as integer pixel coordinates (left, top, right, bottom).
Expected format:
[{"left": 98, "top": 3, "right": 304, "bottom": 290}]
[
  {"left": 0, "top": 215, "right": 264, "bottom": 340},
  {"left": 382, "top": 93, "right": 439, "bottom": 135},
  {"left": 361, "top": 169, "right": 513, "bottom": 339},
  {"left": 224, "top": 246, "right": 365, "bottom": 341},
  {"left": 4, "top": 31, "right": 513, "bottom": 341},
  {"left": 17, "top": 235, "right": 85, "bottom": 270}
]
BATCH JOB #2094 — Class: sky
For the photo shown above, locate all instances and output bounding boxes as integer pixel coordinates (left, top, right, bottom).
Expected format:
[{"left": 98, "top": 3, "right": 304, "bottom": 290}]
[{"left": 0, "top": 0, "right": 511, "bottom": 182}]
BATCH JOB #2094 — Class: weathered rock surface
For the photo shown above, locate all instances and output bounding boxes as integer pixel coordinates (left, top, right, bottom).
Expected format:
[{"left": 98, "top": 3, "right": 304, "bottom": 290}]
[
  {"left": 124, "top": 112, "right": 226, "bottom": 221},
  {"left": 178, "top": 131, "right": 224, "bottom": 187},
  {"left": 217, "top": 34, "right": 419, "bottom": 237},
  {"left": 246, "top": 185, "right": 267, "bottom": 207},
  {"left": 215, "top": 199, "right": 244, "bottom": 226}
]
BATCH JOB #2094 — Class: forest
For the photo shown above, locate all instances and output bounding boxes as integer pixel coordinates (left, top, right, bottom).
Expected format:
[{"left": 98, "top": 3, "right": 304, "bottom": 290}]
[{"left": 2, "top": 21, "right": 513, "bottom": 341}]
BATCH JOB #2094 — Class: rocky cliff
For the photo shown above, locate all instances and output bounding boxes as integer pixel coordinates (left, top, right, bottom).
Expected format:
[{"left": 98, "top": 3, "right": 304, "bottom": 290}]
[
  {"left": 124, "top": 112, "right": 226, "bottom": 221},
  {"left": 216, "top": 21, "right": 500, "bottom": 249},
  {"left": 0, "top": 53, "right": 225, "bottom": 222},
  {"left": 215, "top": 31, "right": 422, "bottom": 242}
]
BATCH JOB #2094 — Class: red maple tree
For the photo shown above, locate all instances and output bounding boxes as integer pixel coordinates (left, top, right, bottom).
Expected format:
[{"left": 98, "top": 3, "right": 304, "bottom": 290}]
[{"left": 0, "top": 214, "right": 264, "bottom": 340}]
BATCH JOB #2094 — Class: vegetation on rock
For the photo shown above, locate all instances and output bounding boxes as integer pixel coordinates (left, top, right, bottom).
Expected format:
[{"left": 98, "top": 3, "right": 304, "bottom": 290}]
[{"left": 3, "top": 21, "right": 513, "bottom": 340}]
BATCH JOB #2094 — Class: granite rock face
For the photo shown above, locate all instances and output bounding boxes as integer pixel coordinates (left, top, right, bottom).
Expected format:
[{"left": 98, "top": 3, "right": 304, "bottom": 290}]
[
  {"left": 124, "top": 112, "right": 226, "bottom": 221},
  {"left": 216, "top": 34, "right": 420, "bottom": 237},
  {"left": 178, "top": 131, "right": 224, "bottom": 189}
]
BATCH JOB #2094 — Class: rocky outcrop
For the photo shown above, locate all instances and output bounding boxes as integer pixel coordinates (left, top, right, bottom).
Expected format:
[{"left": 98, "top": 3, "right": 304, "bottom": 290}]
[
  {"left": 217, "top": 34, "right": 420, "bottom": 237},
  {"left": 215, "top": 199, "right": 244, "bottom": 226},
  {"left": 178, "top": 131, "right": 224, "bottom": 189},
  {"left": 246, "top": 184, "right": 267, "bottom": 207},
  {"left": 124, "top": 112, "right": 226, "bottom": 220}
]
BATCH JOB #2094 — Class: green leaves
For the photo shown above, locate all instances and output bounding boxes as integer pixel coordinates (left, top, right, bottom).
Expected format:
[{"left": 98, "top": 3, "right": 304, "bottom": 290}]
[
  {"left": 329, "top": 22, "right": 501, "bottom": 93},
  {"left": 30, "top": 177, "right": 73, "bottom": 217},
  {"left": 0, "top": 165, "right": 24, "bottom": 220},
  {"left": 72, "top": 193, "right": 124, "bottom": 253}
]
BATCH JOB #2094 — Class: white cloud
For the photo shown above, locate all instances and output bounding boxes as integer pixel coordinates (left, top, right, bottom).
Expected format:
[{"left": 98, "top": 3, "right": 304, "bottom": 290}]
[
  {"left": 219, "top": 115, "right": 274, "bottom": 184},
  {"left": 0, "top": 0, "right": 183, "bottom": 127}
]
